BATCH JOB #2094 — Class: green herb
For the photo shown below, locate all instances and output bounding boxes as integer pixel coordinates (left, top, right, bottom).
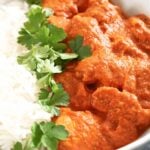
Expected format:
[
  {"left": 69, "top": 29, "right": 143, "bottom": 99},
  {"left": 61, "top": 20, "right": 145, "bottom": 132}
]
[
  {"left": 26, "top": 0, "right": 41, "bottom": 5},
  {"left": 12, "top": 142, "right": 23, "bottom": 150},
  {"left": 14, "top": 4, "right": 91, "bottom": 150},
  {"left": 17, "top": 44, "right": 77, "bottom": 88},
  {"left": 69, "top": 35, "right": 92, "bottom": 60},
  {"left": 39, "top": 83, "right": 69, "bottom": 116},
  {"left": 12, "top": 122, "right": 69, "bottom": 150},
  {"left": 18, "top": 5, "right": 66, "bottom": 50}
]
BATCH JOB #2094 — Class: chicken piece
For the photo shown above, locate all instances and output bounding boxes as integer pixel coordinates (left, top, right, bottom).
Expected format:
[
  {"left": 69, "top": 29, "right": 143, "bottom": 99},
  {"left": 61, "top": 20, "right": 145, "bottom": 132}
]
[
  {"left": 132, "top": 60, "right": 150, "bottom": 109},
  {"left": 55, "top": 87, "right": 150, "bottom": 150},
  {"left": 55, "top": 52, "right": 131, "bottom": 110},
  {"left": 55, "top": 108, "right": 113, "bottom": 150},
  {"left": 42, "top": 0, "right": 109, "bottom": 18},
  {"left": 42, "top": 0, "right": 78, "bottom": 18},
  {"left": 56, "top": 45, "right": 150, "bottom": 111},
  {"left": 83, "top": 0, "right": 123, "bottom": 24},
  {"left": 55, "top": 68, "right": 92, "bottom": 110},
  {"left": 111, "top": 35, "right": 148, "bottom": 58},
  {"left": 48, "top": 16, "right": 70, "bottom": 32},
  {"left": 72, "top": 48, "right": 150, "bottom": 109},
  {"left": 123, "top": 59, "right": 150, "bottom": 109},
  {"left": 75, "top": 52, "right": 133, "bottom": 89},
  {"left": 127, "top": 16, "right": 150, "bottom": 54},
  {"left": 81, "top": 0, "right": 125, "bottom": 35},
  {"left": 92, "top": 87, "right": 150, "bottom": 148},
  {"left": 68, "top": 15, "right": 111, "bottom": 51}
]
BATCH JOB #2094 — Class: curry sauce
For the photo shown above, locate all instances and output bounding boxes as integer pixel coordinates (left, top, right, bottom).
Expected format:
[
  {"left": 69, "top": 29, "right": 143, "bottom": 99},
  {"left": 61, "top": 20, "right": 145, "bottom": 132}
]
[{"left": 42, "top": 0, "right": 150, "bottom": 149}]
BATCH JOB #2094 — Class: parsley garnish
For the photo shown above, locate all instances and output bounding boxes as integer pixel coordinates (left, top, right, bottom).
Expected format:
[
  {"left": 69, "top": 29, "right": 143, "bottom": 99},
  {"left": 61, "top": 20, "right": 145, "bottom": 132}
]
[
  {"left": 69, "top": 35, "right": 92, "bottom": 60},
  {"left": 13, "top": 4, "right": 91, "bottom": 150},
  {"left": 17, "top": 6, "right": 78, "bottom": 115},
  {"left": 17, "top": 45, "right": 77, "bottom": 74},
  {"left": 12, "top": 122, "right": 69, "bottom": 150},
  {"left": 17, "top": 44, "right": 76, "bottom": 115},
  {"left": 12, "top": 142, "right": 23, "bottom": 150},
  {"left": 26, "top": 0, "right": 41, "bottom": 5},
  {"left": 18, "top": 6, "right": 54, "bottom": 49},
  {"left": 31, "top": 122, "right": 68, "bottom": 150},
  {"left": 38, "top": 84, "right": 69, "bottom": 116},
  {"left": 17, "top": 6, "right": 91, "bottom": 115}
]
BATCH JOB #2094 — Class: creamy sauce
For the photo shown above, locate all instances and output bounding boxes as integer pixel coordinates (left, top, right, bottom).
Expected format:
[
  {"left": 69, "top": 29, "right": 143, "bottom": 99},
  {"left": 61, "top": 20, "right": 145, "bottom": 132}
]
[{"left": 43, "top": 0, "right": 150, "bottom": 149}]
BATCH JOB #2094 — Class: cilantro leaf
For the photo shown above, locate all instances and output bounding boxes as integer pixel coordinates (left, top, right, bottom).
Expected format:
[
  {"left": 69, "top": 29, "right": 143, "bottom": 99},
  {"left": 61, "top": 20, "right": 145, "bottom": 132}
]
[
  {"left": 34, "top": 45, "right": 51, "bottom": 59},
  {"left": 39, "top": 122, "right": 68, "bottom": 150},
  {"left": 31, "top": 123, "right": 43, "bottom": 148},
  {"left": 17, "top": 43, "right": 77, "bottom": 90},
  {"left": 39, "top": 89, "right": 49, "bottom": 99},
  {"left": 69, "top": 35, "right": 92, "bottom": 60},
  {"left": 17, "top": 51, "right": 37, "bottom": 71},
  {"left": 23, "top": 138, "right": 34, "bottom": 150},
  {"left": 37, "top": 59, "right": 62, "bottom": 74},
  {"left": 51, "top": 125, "right": 69, "bottom": 140},
  {"left": 17, "top": 45, "right": 49, "bottom": 71},
  {"left": 34, "top": 26, "right": 51, "bottom": 45},
  {"left": 38, "top": 84, "right": 69, "bottom": 106},
  {"left": 38, "top": 73, "right": 51, "bottom": 88},
  {"left": 38, "top": 84, "right": 69, "bottom": 116},
  {"left": 12, "top": 142, "right": 23, "bottom": 150},
  {"left": 32, "top": 122, "right": 68, "bottom": 150},
  {"left": 69, "top": 35, "right": 83, "bottom": 52},
  {"left": 40, "top": 122, "right": 55, "bottom": 135},
  {"left": 39, "top": 122, "right": 68, "bottom": 149},
  {"left": 13, "top": 122, "right": 69, "bottom": 150},
  {"left": 18, "top": 29, "right": 33, "bottom": 49},
  {"left": 18, "top": 5, "right": 66, "bottom": 49},
  {"left": 25, "top": 6, "right": 47, "bottom": 32},
  {"left": 41, "top": 135, "right": 58, "bottom": 150},
  {"left": 78, "top": 45, "right": 91, "bottom": 60},
  {"left": 50, "top": 84, "right": 69, "bottom": 106},
  {"left": 43, "top": 106, "right": 60, "bottom": 116},
  {"left": 52, "top": 43, "right": 67, "bottom": 52},
  {"left": 18, "top": 5, "right": 51, "bottom": 49},
  {"left": 48, "top": 24, "right": 67, "bottom": 43},
  {"left": 26, "top": 0, "right": 41, "bottom": 5}
]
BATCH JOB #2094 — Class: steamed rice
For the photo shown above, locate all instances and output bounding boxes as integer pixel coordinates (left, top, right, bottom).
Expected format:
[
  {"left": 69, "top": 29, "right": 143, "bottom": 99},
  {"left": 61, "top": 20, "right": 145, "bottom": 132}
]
[{"left": 0, "top": 1, "right": 51, "bottom": 149}]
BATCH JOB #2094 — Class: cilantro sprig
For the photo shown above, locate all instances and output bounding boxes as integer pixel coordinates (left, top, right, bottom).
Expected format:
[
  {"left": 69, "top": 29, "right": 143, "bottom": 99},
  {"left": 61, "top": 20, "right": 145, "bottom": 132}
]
[
  {"left": 18, "top": 6, "right": 54, "bottom": 49},
  {"left": 17, "top": 5, "right": 91, "bottom": 116},
  {"left": 17, "top": 5, "right": 78, "bottom": 116},
  {"left": 38, "top": 84, "right": 69, "bottom": 116},
  {"left": 17, "top": 44, "right": 76, "bottom": 116},
  {"left": 14, "top": 4, "right": 91, "bottom": 150},
  {"left": 12, "top": 122, "right": 69, "bottom": 150},
  {"left": 17, "top": 45, "right": 77, "bottom": 75},
  {"left": 32, "top": 122, "right": 68, "bottom": 148},
  {"left": 26, "top": 0, "right": 41, "bottom": 5}
]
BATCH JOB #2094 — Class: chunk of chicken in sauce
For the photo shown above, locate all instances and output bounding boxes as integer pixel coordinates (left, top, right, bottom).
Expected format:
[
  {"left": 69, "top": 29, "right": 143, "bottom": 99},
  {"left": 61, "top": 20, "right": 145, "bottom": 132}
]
[
  {"left": 42, "top": 0, "right": 150, "bottom": 149},
  {"left": 55, "top": 108, "right": 113, "bottom": 150}
]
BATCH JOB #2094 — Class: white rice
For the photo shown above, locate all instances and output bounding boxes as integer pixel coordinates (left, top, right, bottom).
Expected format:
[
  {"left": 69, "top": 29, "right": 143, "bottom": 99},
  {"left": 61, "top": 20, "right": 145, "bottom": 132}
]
[{"left": 0, "top": 1, "right": 51, "bottom": 149}]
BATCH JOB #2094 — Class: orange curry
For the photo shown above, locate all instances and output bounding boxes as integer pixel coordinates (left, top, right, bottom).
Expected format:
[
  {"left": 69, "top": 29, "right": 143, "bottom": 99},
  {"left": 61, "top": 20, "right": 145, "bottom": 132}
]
[{"left": 42, "top": 0, "right": 150, "bottom": 149}]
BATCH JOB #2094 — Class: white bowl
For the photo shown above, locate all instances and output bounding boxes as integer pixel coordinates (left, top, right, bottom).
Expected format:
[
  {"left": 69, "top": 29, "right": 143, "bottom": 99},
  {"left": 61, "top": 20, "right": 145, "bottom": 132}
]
[{"left": 112, "top": 0, "right": 150, "bottom": 16}]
